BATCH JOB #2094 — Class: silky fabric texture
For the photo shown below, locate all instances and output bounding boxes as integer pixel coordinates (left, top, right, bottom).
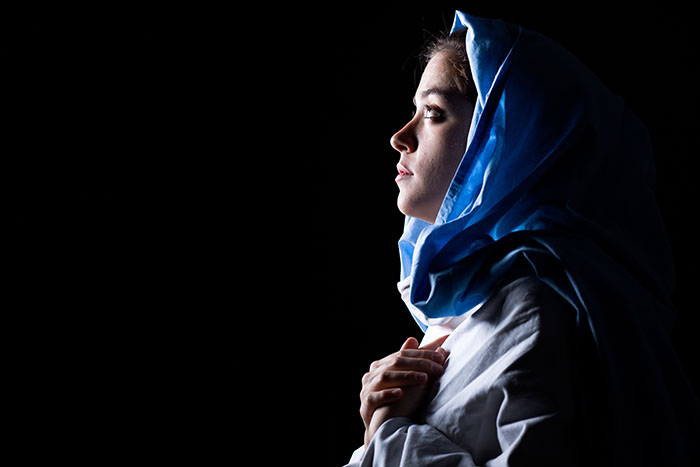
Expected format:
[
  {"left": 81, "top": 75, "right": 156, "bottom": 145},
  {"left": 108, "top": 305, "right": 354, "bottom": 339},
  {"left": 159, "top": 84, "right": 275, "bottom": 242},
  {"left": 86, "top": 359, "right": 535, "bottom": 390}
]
[{"left": 395, "top": 11, "right": 699, "bottom": 465}]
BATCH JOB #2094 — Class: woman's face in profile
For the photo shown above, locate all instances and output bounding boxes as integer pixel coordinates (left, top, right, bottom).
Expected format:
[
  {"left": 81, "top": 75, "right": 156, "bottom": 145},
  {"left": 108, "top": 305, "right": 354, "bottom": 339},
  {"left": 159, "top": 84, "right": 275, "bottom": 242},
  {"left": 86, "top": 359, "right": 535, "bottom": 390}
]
[{"left": 391, "top": 52, "right": 475, "bottom": 224}]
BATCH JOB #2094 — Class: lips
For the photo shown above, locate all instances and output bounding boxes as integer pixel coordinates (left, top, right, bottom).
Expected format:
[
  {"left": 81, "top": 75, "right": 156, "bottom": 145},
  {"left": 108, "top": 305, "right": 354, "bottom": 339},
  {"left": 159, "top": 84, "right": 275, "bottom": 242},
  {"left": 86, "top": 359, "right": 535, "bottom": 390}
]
[
  {"left": 396, "top": 163, "right": 414, "bottom": 176},
  {"left": 395, "top": 162, "right": 414, "bottom": 183}
]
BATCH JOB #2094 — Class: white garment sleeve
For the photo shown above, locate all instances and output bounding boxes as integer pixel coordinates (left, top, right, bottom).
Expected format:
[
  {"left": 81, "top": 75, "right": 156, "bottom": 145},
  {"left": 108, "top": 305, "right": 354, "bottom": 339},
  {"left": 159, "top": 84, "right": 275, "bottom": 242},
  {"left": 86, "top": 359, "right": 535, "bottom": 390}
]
[{"left": 345, "top": 277, "right": 578, "bottom": 467}]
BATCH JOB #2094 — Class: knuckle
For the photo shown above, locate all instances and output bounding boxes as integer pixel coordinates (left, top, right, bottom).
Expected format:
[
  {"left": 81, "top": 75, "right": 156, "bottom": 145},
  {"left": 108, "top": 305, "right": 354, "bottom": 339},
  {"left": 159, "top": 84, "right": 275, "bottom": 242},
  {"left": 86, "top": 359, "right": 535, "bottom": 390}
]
[
  {"left": 360, "top": 391, "right": 371, "bottom": 407},
  {"left": 379, "top": 371, "right": 393, "bottom": 383},
  {"left": 368, "top": 391, "right": 379, "bottom": 404},
  {"left": 370, "top": 359, "right": 381, "bottom": 371}
]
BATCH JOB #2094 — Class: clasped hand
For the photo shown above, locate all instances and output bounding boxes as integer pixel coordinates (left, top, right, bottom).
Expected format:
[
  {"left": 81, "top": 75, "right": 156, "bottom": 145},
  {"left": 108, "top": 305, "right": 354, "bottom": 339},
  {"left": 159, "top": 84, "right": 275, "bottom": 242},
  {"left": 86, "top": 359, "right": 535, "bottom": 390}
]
[{"left": 359, "top": 335, "right": 449, "bottom": 447}]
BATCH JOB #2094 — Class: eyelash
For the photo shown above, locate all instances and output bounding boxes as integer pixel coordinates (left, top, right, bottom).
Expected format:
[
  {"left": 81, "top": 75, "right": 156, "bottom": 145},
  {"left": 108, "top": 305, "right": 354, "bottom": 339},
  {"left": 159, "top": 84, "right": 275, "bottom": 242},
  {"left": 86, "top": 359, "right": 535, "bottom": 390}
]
[{"left": 412, "top": 105, "right": 443, "bottom": 121}]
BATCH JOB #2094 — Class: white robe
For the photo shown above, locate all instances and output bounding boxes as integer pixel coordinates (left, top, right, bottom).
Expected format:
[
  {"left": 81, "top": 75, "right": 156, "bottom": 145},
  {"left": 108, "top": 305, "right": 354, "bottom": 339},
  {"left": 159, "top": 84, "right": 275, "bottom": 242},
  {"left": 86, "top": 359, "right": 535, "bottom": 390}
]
[{"left": 346, "top": 276, "right": 581, "bottom": 466}]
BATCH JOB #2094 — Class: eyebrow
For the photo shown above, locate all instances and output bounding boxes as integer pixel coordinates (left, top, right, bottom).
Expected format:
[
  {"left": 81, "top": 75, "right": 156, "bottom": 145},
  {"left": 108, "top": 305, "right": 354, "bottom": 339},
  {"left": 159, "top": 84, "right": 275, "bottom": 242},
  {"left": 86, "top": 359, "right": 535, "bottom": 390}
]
[{"left": 412, "top": 88, "right": 456, "bottom": 105}]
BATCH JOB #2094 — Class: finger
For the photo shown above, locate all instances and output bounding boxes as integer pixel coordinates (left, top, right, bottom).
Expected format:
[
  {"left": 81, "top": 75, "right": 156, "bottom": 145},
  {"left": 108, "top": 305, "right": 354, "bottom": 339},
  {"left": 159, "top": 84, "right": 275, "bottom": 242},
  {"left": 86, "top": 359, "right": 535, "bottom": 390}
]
[
  {"left": 370, "top": 348, "right": 403, "bottom": 371},
  {"left": 370, "top": 354, "right": 394, "bottom": 371},
  {"left": 371, "top": 351, "right": 445, "bottom": 374},
  {"left": 360, "top": 388, "right": 403, "bottom": 424},
  {"left": 398, "top": 349, "right": 446, "bottom": 365},
  {"left": 368, "top": 388, "right": 403, "bottom": 407},
  {"left": 401, "top": 337, "right": 420, "bottom": 351},
  {"left": 420, "top": 334, "right": 449, "bottom": 350},
  {"left": 370, "top": 336, "right": 438, "bottom": 372},
  {"left": 366, "top": 358, "right": 442, "bottom": 392},
  {"left": 394, "top": 356, "right": 445, "bottom": 375},
  {"left": 368, "top": 370, "right": 429, "bottom": 390},
  {"left": 369, "top": 336, "right": 446, "bottom": 373}
]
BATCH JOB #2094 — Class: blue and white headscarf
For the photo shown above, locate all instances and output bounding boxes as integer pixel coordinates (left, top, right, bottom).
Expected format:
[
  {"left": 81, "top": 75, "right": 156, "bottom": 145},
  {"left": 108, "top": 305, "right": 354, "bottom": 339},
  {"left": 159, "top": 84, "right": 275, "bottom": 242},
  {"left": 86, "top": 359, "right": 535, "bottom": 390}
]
[{"left": 398, "top": 11, "right": 698, "bottom": 464}]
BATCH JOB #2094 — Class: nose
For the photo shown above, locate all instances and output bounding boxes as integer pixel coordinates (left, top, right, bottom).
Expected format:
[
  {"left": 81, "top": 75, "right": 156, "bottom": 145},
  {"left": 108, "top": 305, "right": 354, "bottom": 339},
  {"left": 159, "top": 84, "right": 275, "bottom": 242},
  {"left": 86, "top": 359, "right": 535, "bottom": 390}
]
[{"left": 390, "top": 119, "right": 417, "bottom": 154}]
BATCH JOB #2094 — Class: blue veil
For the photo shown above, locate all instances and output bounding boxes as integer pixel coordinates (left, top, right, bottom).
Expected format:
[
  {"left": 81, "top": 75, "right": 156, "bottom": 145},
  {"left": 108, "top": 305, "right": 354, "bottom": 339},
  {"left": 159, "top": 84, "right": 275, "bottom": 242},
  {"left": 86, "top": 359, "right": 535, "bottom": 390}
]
[{"left": 398, "top": 11, "right": 699, "bottom": 463}]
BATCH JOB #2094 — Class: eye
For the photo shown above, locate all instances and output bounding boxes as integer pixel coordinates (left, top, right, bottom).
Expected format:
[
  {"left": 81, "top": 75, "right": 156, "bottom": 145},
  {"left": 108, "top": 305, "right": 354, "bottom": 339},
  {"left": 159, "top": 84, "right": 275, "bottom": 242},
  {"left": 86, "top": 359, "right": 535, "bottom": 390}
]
[{"left": 422, "top": 105, "right": 443, "bottom": 120}]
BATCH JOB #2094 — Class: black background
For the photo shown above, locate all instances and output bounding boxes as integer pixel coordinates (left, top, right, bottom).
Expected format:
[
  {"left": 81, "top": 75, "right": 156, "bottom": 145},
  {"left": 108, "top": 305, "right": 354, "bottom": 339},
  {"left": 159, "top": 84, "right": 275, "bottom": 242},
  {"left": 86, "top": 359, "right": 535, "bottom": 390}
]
[
  {"left": 318, "top": 2, "right": 699, "bottom": 465},
  {"left": 5, "top": 5, "right": 230, "bottom": 461}
]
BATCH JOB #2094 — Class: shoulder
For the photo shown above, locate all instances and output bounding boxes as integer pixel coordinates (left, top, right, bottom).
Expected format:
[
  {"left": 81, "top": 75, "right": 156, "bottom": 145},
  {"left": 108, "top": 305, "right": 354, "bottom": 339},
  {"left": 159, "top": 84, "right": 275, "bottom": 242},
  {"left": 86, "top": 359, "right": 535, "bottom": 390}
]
[
  {"left": 477, "top": 275, "right": 576, "bottom": 339},
  {"left": 500, "top": 276, "right": 573, "bottom": 314}
]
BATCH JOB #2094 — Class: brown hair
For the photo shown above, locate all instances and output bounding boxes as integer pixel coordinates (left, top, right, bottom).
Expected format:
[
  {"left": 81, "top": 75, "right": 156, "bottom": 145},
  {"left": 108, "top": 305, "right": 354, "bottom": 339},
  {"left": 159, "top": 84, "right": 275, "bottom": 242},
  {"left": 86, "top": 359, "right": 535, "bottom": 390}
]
[{"left": 422, "top": 28, "right": 477, "bottom": 103}]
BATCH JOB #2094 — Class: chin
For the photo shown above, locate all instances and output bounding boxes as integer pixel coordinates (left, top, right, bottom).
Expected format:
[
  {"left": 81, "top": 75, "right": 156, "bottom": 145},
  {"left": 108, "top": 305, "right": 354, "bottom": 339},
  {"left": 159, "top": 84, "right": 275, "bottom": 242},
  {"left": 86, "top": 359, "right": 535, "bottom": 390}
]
[
  {"left": 397, "top": 195, "right": 436, "bottom": 224},
  {"left": 396, "top": 193, "right": 413, "bottom": 218}
]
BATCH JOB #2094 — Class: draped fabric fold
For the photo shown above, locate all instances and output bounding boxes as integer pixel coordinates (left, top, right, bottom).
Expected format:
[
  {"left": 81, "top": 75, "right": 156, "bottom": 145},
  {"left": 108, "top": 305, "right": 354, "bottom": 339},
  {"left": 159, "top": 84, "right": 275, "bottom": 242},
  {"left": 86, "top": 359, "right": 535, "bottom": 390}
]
[{"left": 397, "top": 11, "right": 698, "bottom": 464}]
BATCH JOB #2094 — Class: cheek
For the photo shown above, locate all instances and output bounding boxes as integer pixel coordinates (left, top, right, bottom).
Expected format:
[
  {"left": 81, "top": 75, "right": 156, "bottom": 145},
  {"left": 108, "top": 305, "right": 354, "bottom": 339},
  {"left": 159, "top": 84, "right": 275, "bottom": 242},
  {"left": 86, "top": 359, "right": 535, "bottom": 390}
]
[
  {"left": 416, "top": 157, "right": 447, "bottom": 188},
  {"left": 419, "top": 133, "right": 466, "bottom": 187}
]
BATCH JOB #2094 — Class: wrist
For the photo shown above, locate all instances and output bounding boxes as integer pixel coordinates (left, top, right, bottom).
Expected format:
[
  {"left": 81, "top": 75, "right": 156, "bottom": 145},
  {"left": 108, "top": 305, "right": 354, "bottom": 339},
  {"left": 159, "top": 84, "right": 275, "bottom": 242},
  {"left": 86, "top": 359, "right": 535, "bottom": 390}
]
[
  {"left": 364, "top": 406, "right": 391, "bottom": 447},
  {"left": 364, "top": 413, "right": 414, "bottom": 448}
]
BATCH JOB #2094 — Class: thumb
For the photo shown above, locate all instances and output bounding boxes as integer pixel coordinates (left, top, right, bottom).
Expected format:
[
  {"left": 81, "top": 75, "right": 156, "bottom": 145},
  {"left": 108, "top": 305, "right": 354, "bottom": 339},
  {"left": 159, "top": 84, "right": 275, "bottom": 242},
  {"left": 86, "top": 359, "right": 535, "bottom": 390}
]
[
  {"left": 420, "top": 333, "right": 449, "bottom": 350},
  {"left": 401, "top": 337, "right": 420, "bottom": 350}
]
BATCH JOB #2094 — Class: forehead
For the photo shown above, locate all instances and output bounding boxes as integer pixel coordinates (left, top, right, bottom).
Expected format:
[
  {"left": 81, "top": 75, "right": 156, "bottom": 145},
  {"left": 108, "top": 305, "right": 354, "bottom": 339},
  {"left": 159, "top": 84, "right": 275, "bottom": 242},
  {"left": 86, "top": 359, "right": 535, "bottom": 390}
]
[{"left": 417, "top": 53, "right": 457, "bottom": 95}]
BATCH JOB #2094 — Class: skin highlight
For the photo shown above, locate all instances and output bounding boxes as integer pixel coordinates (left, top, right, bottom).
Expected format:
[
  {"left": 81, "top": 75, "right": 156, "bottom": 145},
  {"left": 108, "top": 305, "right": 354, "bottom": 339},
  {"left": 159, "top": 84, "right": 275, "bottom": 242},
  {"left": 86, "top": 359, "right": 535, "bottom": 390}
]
[{"left": 390, "top": 52, "right": 475, "bottom": 224}]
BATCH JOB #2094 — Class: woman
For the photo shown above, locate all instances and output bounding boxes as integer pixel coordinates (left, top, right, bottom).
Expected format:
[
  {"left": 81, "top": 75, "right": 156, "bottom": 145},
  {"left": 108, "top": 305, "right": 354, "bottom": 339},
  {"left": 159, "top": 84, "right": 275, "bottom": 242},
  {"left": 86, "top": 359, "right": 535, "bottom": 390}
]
[{"left": 347, "top": 11, "right": 699, "bottom": 466}]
